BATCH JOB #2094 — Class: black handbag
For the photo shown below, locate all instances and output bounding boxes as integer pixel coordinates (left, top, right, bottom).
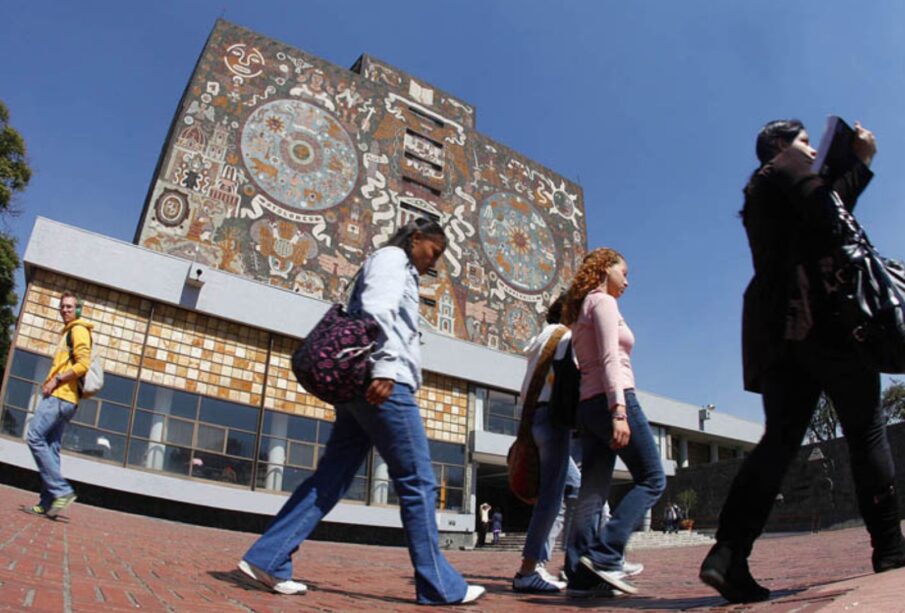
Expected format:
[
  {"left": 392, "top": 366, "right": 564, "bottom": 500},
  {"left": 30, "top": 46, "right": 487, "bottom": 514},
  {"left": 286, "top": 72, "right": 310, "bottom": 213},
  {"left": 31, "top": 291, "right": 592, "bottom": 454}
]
[{"left": 822, "top": 191, "right": 905, "bottom": 373}]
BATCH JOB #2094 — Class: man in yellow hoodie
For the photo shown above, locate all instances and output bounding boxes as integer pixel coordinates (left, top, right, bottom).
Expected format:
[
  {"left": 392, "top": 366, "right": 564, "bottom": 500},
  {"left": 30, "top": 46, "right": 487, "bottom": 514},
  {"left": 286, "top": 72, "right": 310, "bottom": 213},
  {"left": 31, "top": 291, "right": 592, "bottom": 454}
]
[{"left": 26, "top": 291, "right": 93, "bottom": 518}]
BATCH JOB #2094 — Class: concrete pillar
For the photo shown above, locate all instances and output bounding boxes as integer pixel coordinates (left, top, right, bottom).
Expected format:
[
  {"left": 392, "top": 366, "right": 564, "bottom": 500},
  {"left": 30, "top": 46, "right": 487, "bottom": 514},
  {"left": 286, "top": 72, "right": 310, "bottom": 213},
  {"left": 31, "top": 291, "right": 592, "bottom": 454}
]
[
  {"left": 370, "top": 454, "right": 389, "bottom": 504},
  {"left": 642, "top": 508, "right": 652, "bottom": 532},
  {"left": 678, "top": 437, "right": 689, "bottom": 469},
  {"left": 710, "top": 442, "right": 720, "bottom": 463},
  {"left": 145, "top": 387, "right": 174, "bottom": 470},
  {"left": 265, "top": 412, "right": 289, "bottom": 491}
]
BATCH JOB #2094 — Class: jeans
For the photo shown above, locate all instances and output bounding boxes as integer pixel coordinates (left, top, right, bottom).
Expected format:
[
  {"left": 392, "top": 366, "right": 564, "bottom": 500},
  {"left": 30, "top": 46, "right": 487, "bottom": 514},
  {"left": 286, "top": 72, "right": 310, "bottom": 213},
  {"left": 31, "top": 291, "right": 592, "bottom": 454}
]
[
  {"left": 716, "top": 336, "right": 897, "bottom": 555},
  {"left": 26, "top": 395, "right": 78, "bottom": 507},
  {"left": 546, "top": 455, "right": 581, "bottom": 557},
  {"left": 243, "top": 383, "right": 467, "bottom": 605},
  {"left": 566, "top": 390, "right": 665, "bottom": 585},
  {"left": 522, "top": 403, "right": 572, "bottom": 562}
]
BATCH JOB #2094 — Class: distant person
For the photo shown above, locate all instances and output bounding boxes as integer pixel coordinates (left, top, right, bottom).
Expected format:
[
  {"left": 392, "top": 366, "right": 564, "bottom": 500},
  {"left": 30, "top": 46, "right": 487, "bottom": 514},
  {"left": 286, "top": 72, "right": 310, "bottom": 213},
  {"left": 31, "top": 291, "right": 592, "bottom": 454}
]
[
  {"left": 238, "top": 218, "right": 484, "bottom": 605},
  {"left": 492, "top": 508, "right": 503, "bottom": 545},
  {"left": 700, "top": 119, "right": 905, "bottom": 604},
  {"left": 663, "top": 503, "right": 677, "bottom": 534},
  {"left": 478, "top": 501, "right": 491, "bottom": 547},
  {"left": 511, "top": 295, "right": 571, "bottom": 593},
  {"left": 26, "top": 291, "right": 93, "bottom": 519},
  {"left": 561, "top": 249, "right": 665, "bottom": 597}
]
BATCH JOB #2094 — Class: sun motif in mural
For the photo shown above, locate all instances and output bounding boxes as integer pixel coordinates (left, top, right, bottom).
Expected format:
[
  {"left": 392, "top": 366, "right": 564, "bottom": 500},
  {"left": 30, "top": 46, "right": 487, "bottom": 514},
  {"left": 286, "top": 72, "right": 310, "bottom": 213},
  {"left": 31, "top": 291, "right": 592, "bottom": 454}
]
[
  {"left": 478, "top": 192, "right": 558, "bottom": 292},
  {"left": 240, "top": 99, "right": 359, "bottom": 212}
]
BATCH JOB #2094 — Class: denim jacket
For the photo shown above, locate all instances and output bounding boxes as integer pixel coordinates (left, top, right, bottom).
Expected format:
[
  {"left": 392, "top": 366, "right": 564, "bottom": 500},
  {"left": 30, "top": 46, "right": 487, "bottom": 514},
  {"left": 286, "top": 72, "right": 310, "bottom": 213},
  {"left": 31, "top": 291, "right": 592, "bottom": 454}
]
[{"left": 348, "top": 246, "right": 422, "bottom": 390}]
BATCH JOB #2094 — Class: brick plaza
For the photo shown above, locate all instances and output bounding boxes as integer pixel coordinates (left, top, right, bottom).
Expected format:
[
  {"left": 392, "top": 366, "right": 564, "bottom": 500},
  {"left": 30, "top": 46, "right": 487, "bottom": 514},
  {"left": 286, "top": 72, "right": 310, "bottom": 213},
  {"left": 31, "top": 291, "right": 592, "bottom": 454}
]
[{"left": 0, "top": 483, "right": 902, "bottom": 612}]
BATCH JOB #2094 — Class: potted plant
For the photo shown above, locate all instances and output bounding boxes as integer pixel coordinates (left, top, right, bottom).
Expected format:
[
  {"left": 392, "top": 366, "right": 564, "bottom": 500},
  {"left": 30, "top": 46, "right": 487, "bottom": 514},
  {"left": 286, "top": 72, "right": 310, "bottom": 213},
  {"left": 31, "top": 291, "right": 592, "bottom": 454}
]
[{"left": 677, "top": 488, "right": 698, "bottom": 531}]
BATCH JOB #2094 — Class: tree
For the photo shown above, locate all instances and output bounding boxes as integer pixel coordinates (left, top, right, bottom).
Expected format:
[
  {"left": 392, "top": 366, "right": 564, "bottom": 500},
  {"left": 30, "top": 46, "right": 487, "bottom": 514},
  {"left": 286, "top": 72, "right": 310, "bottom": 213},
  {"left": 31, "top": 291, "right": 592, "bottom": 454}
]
[
  {"left": 807, "top": 379, "right": 905, "bottom": 443},
  {"left": 677, "top": 488, "right": 698, "bottom": 520},
  {"left": 881, "top": 379, "right": 905, "bottom": 424},
  {"left": 0, "top": 101, "right": 31, "bottom": 213},
  {"left": 807, "top": 393, "right": 840, "bottom": 443},
  {"left": 0, "top": 100, "right": 30, "bottom": 371}
]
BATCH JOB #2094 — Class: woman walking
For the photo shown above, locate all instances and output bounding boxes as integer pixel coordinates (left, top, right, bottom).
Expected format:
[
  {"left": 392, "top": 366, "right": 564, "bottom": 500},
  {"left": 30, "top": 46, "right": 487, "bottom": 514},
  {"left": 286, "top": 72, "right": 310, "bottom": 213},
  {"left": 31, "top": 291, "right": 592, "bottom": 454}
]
[
  {"left": 562, "top": 248, "right": 665, "bottom": 597},
  {"left": 238, "top": 218, "right": 485, "bottom": 605},
  {"left": 700, "top": 119, "right": 905, "bottom": 603}
]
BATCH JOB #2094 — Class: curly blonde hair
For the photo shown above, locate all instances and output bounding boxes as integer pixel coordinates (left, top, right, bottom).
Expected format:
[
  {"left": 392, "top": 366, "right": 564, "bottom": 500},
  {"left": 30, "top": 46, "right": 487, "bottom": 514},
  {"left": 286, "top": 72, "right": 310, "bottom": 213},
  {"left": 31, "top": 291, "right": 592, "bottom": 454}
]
[{"left": 561, "top": 248, "right": 625, "bottom": 325}]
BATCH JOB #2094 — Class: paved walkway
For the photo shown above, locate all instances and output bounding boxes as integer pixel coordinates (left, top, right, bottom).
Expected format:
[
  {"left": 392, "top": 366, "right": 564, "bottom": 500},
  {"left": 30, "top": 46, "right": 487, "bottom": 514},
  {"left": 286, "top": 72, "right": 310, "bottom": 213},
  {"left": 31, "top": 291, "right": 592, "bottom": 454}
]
[{"left": 0, "top": 482, "right": 902, "bottom": 612}]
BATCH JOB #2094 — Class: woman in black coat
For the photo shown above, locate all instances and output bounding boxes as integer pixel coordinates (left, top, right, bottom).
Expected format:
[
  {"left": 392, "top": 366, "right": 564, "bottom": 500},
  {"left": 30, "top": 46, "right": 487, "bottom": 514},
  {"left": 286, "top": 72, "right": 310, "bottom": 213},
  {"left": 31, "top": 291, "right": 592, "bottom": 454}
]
[{"left": 700, "top": 119, "right": 905, "bottom": 603}]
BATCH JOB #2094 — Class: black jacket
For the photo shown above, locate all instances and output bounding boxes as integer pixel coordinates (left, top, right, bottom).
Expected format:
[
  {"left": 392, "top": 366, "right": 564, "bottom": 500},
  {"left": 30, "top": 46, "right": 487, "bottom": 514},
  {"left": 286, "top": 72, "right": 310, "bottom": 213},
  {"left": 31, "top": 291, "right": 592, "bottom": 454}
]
[{"left": 741, "top": 148, "right": 873, "bottom": 392}]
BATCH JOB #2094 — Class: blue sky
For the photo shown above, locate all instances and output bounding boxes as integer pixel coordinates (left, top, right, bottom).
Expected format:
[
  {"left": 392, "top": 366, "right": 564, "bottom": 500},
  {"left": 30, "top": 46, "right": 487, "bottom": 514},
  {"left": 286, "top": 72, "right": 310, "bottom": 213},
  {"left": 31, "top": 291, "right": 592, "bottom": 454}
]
[{"left": 3, "top": 1, "right": 905, "bottom": 423}]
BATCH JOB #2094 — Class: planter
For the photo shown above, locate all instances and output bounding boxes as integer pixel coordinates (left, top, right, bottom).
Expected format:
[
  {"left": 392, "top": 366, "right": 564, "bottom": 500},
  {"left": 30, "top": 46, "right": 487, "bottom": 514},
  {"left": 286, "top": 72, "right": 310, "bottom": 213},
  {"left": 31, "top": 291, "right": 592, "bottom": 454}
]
[{"left": 679, "top": 519, "right": 695, "bottom": 531}]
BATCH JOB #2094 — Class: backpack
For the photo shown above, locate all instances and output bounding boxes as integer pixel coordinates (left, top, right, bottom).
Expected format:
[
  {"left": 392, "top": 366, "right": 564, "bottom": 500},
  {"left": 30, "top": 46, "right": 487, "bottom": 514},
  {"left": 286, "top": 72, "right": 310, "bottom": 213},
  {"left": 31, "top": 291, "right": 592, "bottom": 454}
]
[
  {"left": 550, "top": 339, "right": 581, "bottom": 429},
  {"left": 66, "top": 326, "right": 105, "bottom": 399}
]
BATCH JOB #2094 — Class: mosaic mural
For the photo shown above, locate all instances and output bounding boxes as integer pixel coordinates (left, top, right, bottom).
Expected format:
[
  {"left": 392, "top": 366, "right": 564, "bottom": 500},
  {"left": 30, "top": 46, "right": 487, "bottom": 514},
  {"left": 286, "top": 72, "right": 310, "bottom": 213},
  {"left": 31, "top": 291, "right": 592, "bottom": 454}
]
[{"left": 136, "top": 20, "right": 586, "bottom": 354}]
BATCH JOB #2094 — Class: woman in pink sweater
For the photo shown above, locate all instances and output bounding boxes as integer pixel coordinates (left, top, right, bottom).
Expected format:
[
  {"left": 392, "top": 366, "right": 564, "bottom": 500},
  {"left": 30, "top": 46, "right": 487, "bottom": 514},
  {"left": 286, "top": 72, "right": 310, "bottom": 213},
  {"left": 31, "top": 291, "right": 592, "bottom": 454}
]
[{"left": 560, "top": 248, "right": 665, "bottom": 598}]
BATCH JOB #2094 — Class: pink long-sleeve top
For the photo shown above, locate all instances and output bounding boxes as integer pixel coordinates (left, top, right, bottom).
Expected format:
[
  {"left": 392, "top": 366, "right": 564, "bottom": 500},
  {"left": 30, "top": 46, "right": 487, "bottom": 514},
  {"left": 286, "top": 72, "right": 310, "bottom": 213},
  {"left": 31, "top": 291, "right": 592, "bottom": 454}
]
[{"left": 572, "top": 289, "right": 636, "bottom": 407}]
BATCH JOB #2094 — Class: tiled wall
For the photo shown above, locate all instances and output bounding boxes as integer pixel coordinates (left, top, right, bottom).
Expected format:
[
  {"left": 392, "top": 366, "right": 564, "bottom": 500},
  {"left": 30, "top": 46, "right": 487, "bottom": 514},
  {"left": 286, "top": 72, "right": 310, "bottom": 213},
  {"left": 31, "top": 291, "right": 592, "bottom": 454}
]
[{"left": 15, "top": 271, "right": 470, "bottom": 443}]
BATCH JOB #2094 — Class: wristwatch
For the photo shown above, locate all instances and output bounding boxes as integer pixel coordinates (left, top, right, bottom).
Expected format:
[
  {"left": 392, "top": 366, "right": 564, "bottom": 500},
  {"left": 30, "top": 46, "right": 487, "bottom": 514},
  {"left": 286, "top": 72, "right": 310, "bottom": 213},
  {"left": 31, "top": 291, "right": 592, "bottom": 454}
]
[{"left": 54, "top": 374, "right": 62, "bottom": 386}]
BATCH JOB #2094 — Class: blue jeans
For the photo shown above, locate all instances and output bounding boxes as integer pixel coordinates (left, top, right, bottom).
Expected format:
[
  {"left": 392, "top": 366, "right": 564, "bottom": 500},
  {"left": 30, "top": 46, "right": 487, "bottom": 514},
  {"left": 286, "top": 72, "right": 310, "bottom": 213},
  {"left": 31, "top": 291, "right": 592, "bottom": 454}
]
[
  {"left": 566, "top": 390, "right": 665, "bottom": 585},
  {"left": 26, "top": 395, "right": 78, "bottom": 507},
  {"left": 243, "top": 384, "right": 467, "bottom": 604},
  {"left": 521, "top": 403, "right": 572, "bottom": 562}
]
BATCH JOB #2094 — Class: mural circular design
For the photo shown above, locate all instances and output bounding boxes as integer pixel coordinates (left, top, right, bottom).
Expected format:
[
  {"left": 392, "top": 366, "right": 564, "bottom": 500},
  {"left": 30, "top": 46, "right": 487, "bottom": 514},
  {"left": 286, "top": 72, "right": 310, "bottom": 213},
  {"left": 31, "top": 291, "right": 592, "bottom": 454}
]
[
  {"left": 154, "top": 190, "right": 189, "bottom": 227},
  {"left": 502, "top": 303, "right": 540, "bottom": 349},
  {"left": 478, "top": 192, "right": 557, "bottom": 292},
  {"left": 240, "top": 99, "right": 358, "bottom": 212}
]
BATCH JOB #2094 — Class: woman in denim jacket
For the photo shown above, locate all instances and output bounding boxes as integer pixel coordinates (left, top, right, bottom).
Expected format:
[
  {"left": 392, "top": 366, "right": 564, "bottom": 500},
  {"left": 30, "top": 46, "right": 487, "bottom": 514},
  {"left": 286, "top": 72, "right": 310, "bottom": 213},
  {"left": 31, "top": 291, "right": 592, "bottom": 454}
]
[{"left": 239, "top": 218, "right": 484, "bottom": 605}]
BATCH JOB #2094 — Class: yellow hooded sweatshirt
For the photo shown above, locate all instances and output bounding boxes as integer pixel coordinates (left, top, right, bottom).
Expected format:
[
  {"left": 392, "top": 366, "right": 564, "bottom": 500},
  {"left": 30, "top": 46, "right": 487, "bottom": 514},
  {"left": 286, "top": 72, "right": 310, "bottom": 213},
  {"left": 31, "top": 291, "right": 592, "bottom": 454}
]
[{"left": 45, "top": 318, "right": 94, "bottom": 405}]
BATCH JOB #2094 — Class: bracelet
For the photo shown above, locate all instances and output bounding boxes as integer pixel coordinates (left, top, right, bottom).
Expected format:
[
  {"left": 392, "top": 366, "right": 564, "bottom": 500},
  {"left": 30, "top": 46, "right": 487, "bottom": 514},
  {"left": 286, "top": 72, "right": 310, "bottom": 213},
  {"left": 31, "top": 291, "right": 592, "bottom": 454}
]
[{"left": 611, "top": 413, "right": 627, "bottom": 421}]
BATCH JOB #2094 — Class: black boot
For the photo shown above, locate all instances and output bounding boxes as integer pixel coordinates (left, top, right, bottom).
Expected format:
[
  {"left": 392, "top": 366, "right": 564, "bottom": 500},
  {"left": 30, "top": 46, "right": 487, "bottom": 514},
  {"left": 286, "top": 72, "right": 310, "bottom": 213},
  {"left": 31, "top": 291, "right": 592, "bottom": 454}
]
[
  {"left": 700, "top": 542, "right": 770, "bottom": 603},
  {"left": 865, "top": 485, "right": 905, "bottom": 573}
]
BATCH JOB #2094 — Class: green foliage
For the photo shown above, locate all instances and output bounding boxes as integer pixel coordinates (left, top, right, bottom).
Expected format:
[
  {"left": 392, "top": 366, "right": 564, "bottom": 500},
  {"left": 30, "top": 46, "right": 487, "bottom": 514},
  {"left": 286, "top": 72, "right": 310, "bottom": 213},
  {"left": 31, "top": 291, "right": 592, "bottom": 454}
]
[
  {"left": 807, "top": 393, "right": 840, "bottom": 443},
  {"left": 677, "top": 488, "right": 697, "bottom": 518},
  {"left": 0, "top": 100, "right": 32, "bottom": 212},
  {"left": 0, "top": 233, "right": 18, "bottom": 371},
  {"left": 881, "top": 379, "right": 905, "bottom": 424}
]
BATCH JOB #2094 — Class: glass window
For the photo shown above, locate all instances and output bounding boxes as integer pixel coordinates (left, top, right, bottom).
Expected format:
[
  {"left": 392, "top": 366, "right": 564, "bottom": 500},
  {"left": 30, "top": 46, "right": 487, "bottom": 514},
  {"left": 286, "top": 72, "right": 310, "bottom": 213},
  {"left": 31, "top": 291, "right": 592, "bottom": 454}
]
[
  {"left": 199, "top": 397, "right": 258, "bottom": 431},
  {"left": 195, "top": 423, "right": 224, "bottom": 452},
  {"left": 131, "top": 410, "right": 154, "bottom": 438},
  {"left": 258, "top": 436, "right": 288, "bottom": 462},
  {"left": 128, "top": 440, "right": 191, "bottom": 476},
  {"left": 429, "top": 440, "right": 465, "bottom": 465},
  {"left": 191, "top": 451, "right": 252, "bottom": 486},
  {"left": 72, "top": 399, "right": 99, "bottom": 427},
  {"left": 62, "top": 424, "right": 126, "bottom": 463},
  {"left": 226, "top": 430, "right": 255, "bottom": 459},
  {"left": 95, "top": 373, "right": 135, "bottom": 406},
  {"left": 1, "top": 406, "right": 27, "bottom": 437},
  {"left": 10, "top": 351, "right": 51, "bottom": 382},
  {"left": 98, "top": 403, "right": 130, "bottom": 433},
  {"left": 163, "top": 417, "right": 194, "bottom": 447},
  {"left": 4, "top": 378, "right": 35, "bottom": 410},
  {"left": 263, "top": 410, "right": 316, "bottom": 442},
  {"left": 137, "top": 384, "right": 198, "bottom": 419},
  {"left": 445, "top": 465, "right": 465, "bottom": 489},
  {"left": 256, "top": 464, "right": 312, "bottom": 493},
  {"left": 288, "top": 441, "right": 315, "bottom": 468}
]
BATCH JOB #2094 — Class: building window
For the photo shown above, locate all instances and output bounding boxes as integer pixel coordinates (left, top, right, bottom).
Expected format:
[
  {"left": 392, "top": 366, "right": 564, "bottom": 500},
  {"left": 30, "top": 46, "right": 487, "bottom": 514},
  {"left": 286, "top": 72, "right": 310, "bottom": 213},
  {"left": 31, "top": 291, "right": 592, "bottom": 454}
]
[
  {"left": 482, "top": 387, "right": 521, "bottom": 436},
  {"left": 256, "top": 410, "right": 367, "bottom": 501},
  {"left": 127, "top": 382, "right": 259, "bottom": 487},
  {"left": 369, "top": 440, "right": 465, "bottom": 511},
  {"left": 1, "top": 349, "right": 135, "bottom": 464}
]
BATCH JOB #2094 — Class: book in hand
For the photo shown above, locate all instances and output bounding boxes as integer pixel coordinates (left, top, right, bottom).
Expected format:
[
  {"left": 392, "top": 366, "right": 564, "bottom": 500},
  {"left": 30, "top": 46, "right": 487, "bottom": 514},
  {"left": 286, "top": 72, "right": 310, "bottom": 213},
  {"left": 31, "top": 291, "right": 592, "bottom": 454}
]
[{"left": 811, "top": 115, "right": 858, "bottom": 179}]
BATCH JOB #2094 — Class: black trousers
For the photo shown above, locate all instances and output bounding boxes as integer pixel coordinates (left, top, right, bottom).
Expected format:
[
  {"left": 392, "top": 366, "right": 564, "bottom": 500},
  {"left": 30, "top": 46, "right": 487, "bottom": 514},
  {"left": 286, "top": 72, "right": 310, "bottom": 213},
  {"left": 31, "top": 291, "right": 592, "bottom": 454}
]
[{"left": 717, "top": 336, "right": 896, "bottom": 554}]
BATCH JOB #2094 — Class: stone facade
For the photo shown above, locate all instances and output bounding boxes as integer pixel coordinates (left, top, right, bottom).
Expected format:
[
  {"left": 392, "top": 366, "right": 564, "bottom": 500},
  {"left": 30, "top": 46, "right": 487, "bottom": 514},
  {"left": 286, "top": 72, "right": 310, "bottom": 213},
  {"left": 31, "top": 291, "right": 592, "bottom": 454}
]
[
  {"left": 659, "top": 422, "right": 905, "bottom": 532},
  {"left": 134, "top": 20, "right": 586, "bottom": 356}
]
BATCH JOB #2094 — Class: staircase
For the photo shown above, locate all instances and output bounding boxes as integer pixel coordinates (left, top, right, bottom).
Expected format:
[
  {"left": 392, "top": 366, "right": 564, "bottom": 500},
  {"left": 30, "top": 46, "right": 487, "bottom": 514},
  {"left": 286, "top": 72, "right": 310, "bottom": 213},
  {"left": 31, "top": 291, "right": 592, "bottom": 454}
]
[{"left": 481, "top": 529, "right": 713, "bottom": 552}]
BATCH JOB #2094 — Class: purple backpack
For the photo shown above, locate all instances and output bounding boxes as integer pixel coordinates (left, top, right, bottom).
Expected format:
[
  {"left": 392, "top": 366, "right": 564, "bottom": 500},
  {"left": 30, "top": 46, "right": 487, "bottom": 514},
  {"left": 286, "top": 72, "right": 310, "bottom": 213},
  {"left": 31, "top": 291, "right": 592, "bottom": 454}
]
[{"left": 291, "top": 302, "right": 380, "bottom": 405}]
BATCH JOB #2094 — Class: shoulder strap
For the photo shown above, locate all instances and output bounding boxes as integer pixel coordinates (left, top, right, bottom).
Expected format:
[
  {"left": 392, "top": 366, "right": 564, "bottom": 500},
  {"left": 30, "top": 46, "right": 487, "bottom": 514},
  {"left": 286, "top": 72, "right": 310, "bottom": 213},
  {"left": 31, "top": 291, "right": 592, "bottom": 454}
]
[
  {"left": 66, "top": 325, "right": 93, "bottom": 365},
  {"left": 517, "top": 326, "right": 567, "bottom": 438}
]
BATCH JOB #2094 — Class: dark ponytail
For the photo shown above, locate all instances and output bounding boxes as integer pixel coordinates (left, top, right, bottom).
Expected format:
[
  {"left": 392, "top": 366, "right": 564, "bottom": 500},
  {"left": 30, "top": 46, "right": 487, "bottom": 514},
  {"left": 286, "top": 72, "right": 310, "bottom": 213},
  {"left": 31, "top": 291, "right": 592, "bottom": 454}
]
[{"left": 385, "top": 217, "right": 447, "bottom": 257}]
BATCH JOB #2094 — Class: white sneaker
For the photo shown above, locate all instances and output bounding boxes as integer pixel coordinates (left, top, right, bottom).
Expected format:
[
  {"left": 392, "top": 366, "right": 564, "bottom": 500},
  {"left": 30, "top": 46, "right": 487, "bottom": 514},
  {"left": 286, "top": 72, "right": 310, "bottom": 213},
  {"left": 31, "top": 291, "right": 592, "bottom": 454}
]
[
  {"left": 459, "top": 584, "right": 486, "bottom": 603},
  {"left": 237, "top": 559, "right": 307, "bottom": 595},
  {"left": 622, "top": 560, "right": 644, "bottom": 577},
  {"left": 579, "top": 556, "right": 638, "bottom": 594},
  {"left": 536, "top": 564, "right": 567, "bottom": 587}
]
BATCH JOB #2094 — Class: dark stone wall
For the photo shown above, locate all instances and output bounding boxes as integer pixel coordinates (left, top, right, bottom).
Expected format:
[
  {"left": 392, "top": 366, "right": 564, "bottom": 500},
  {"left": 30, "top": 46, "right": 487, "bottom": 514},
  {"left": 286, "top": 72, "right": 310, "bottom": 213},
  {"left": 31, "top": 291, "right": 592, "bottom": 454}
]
[{"left": 656, "top": 421, "right": 905, "bottom": 533}]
